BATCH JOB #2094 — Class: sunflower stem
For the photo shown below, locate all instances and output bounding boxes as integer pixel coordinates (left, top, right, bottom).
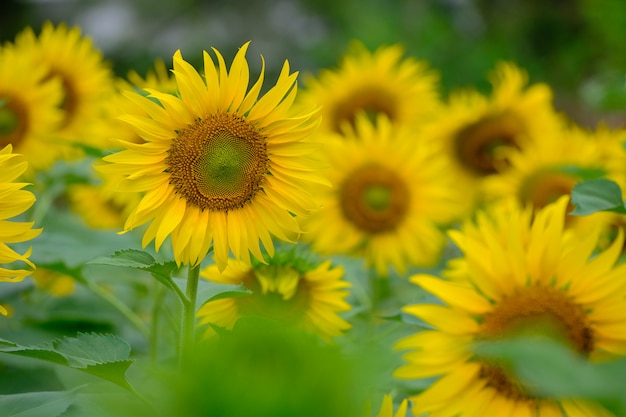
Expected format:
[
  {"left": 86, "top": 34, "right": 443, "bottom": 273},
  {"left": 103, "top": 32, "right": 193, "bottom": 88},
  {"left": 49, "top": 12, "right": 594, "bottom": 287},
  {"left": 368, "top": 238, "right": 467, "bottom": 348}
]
[{"left": 180, "top": 264, "right": 200, "bottom": 368}]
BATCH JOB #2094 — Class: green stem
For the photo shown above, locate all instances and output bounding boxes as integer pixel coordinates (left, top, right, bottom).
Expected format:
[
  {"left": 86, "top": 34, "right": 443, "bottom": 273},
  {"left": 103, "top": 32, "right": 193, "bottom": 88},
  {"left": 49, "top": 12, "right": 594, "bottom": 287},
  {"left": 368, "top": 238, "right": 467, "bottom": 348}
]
[
  {"left": 180, "top": 264, "right": 200, "bottom": 368},
  {"left": 83, "top": 279, "right": 150, "bottom": 339}
]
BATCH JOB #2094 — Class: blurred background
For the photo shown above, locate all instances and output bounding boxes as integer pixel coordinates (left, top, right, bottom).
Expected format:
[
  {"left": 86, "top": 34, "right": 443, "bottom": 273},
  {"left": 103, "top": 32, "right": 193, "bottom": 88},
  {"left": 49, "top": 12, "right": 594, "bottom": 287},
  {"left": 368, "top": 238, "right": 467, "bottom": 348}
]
[{"left": 1, "top": 0, "right": 625, "bottom": 127}]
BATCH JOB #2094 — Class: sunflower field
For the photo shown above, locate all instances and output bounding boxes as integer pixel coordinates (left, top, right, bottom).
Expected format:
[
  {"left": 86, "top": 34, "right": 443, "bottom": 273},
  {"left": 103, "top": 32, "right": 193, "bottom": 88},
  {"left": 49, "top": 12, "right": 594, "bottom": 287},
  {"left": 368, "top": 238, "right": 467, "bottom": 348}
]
[{"left": 1, "top": 1, "right": 626, "bottom": 416}]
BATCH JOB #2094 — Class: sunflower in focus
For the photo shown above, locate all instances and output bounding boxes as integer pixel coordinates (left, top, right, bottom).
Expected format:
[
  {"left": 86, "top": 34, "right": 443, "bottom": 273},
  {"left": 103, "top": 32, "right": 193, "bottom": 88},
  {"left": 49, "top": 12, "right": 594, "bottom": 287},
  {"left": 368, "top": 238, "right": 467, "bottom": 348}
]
[
  {"left": 0, "top": 145, "right": 42, "bottom": 315},
  {"left": 481, "top": 124, "right": 622, "bottom": 236},
  {"left": 395, "top": 197, "right": 626, "bottom": 416},
  {"left": 14, "top": 21, "right": 115, "bottom": 150},
  {"left": 0, "top": 42, "right": 63, "bottom": 176},
  {"left": 298, "top": 41, "right": 440, "bottom": 135},
  {"left": 301, "top": 113, "right": 465, "bottom": 276},
  {"left": 99, "top": 43, "right": 323, "bottom": 270},
  {"left": 197, "top": 252, "right": 351, "bottom": 339},
  {"left": 424, "top": 62, "right": 563, "bottom": 208}
]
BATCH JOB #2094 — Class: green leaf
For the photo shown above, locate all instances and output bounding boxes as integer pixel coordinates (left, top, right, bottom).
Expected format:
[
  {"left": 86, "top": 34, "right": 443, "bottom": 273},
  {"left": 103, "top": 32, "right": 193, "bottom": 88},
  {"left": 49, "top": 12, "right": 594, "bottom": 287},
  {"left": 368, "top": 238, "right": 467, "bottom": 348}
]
[
  {"left": 0, "top": 333, "right": 134, "bottom": 390},
  {"left": 196, "top": 282, "right": 252, "bottom": 312},
  {"left": 570, "top": 178, "right": 626, "bottom": 215},
  {"left": 89, "top": 249, "right": 179, "bottom": 291},
  {"left": 0, "top": 390, "right": 75, "bottom": 417}
]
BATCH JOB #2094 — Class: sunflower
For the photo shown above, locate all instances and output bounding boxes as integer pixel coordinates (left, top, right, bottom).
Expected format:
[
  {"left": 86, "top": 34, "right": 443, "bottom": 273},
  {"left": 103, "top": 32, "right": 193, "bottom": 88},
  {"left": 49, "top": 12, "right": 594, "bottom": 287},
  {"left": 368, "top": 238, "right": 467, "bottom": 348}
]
[
  {"left": 197, "top": 253, "right": 351, "bottom": 339},
  {"left": 0, "top": 41, "right": 64, "bottom": 176},
  {"left": 301, "top": 113, "right": 465, "bottom": 276},
  {"left": 0, "top": 145, "right": 42, "bottom": 315},
  {"left": 423, "top": 62, "right": 563, "bottom": 207},
  {"left": 395, "top": 196, "right": 626, "bottom": 416},
  {"left": 298, "top": 41, "right": 440, "bottom": 134},
  {"left": 481, "top": 124, "right": 622, "bottom": 236},
  {"left": 14, "top": 21, "right": 115, "bottom": 150},
  {"left": 98, "top": 43, "right": 323, "bottom": 269}
]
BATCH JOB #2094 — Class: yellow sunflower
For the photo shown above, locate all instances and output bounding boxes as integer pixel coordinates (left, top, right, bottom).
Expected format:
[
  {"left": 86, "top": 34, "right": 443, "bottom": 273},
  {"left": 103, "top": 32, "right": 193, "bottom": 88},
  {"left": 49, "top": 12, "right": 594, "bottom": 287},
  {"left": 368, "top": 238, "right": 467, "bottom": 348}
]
[
  {"left": 298, "top": 41, "right": 441, "bottom": 134},
  {"left": 98, "top": 43, "right": 323, "bottom": 269},
  {"left": 0, "top": 41, "right": 64, "bottom": 176},
  {"left": 481, "top": 124, "right": 622, "bottom": 236},
  {"left": 423, "top": 62, "right": 563, "bottom": 208},
  {"left": 0, "top": 144, "right": 42, "bottom": 315},
  {"left": 197, "top": 254, "right": 351, "bottom": 339},
  {"left": 14, "top": 21, "right": 115, "bottom": 149},
  {"left": 395, "top": 196, "right": 626, "bottom": 416},
  {"left": 301, "top": 113, "right": 465, "bottom": 276}
]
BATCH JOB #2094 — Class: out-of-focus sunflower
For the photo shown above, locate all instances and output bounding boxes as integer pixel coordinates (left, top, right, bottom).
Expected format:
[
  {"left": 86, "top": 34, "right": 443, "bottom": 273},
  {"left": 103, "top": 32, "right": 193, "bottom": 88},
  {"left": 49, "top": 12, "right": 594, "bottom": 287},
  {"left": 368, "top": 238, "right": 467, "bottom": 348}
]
[
  {"left": 481, "top": 125, "right": 622, "bottom": 236},
  {"left": 0, "top": 42, "right": 64, "bottom": 177},
  {"left": 0, "top": 144, "right": 42, "bottom": 315},
  {"left": 395, "top": 197, "right": 626, "bottom": 417},
  {"left": 14, "top": 21, "right": 115, "bottom": 150},
  {"left": 301, "top": 113, "right": 465, "bottom": 276},
  {"left": 423, "top": 62, "right": 563, "bottom": 208},
  {"left": 197, "top": 253, "right": 351, "bottom": 339},
  {"left": 98, "top": 43, "right": 323, "bottom": 270},
  {"left": 298, "top": 41, "right": 440, "bottom": 135}
]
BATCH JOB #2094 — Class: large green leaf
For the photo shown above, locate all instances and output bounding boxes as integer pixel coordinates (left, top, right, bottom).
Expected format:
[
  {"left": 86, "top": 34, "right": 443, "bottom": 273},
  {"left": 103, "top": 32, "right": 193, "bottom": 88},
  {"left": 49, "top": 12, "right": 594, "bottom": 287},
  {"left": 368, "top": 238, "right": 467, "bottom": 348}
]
[
  {"left": 195, "top": 282, "right": 252, "bottom": 312},
  {"left": 570, "top": 178, "right": 626, "bottom": 215}
]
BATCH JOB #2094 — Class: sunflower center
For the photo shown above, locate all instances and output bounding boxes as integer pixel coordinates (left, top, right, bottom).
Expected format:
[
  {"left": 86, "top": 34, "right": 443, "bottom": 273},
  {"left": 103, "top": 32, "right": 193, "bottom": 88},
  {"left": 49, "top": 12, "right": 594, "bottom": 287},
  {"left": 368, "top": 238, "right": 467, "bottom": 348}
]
[
  {"left": 519, "top": 170, "right": 578, "bottom": 211},
  {"left": 167, "top": 113, "right": 268, "bottom": 212},
  {"left": 478, "top": 285, "right": 593, "bottom": 401},
  {"left": 340, "top": 164, "right": 409, "bottom": 233},
  {"left": 454, "top": 112, "right": 523, "bottom": 176},
  {"left": 0, "top": 96, "right": 29, "bottom": 147},
  {"left": 333, "top": 87, "right": 396, "bottom": 132}
]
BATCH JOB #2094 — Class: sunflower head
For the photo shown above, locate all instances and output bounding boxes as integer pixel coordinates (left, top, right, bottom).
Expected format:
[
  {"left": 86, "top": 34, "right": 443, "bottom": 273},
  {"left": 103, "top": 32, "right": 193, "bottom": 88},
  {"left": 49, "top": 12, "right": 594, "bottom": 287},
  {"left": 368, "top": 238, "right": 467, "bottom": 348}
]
[
  {"left": 302, "top": 112, "right": 466, "bottom": 276},
  {"left": 197, "top": 248, "right": 351, "bottom": 339},
  {"left": 395, "top": 196, "right": 626, "bottom": 416},
  {"left": 298, "top": 40, "right": 440, "bottom": 135},
  {"left": 98, "top": 43, "right": 324, "bottom": 270}
]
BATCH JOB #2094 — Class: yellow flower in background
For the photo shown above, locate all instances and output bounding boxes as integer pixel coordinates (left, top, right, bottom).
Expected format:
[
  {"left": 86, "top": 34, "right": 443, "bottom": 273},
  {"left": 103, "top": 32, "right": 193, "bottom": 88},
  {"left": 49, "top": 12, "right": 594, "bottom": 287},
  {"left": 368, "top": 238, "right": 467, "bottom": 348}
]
[
  {"left": 301, "top": 113, "right": 465, "bottom": 276},
  {"left": 0, "top": 42, "right": 64, "bottom": 176},
  {"left": 374, "top": 395, "right": 408, "bottom": 417},
  {"left": 197, "top": 255, "right": 351, "bottom": 339},
  {"left": 99, "top": 43, "right": 323, "bottom": 269},
  {"left": 298, "top": 41, "right": 440, "bottom": 134},
  {"left": 67, "top": 175, "right": 140, "bottom": 230},
  {"left": 423, "top": 62, "right": 563, "bottom": 208},
  {"left": 481, "top": 124, "right": 622, "bottom": 236},
  {"left": 14, "top": 21, "right": 115, "bottom": 149},
  {"left": 0, "top": 145, "right": 42, "bottom": 315},
  {"left": 31, "top": 267, "right": 75, "bottom": 297},
  {"left": 395, "top": 197, "right": 626, "bottom": 417}
]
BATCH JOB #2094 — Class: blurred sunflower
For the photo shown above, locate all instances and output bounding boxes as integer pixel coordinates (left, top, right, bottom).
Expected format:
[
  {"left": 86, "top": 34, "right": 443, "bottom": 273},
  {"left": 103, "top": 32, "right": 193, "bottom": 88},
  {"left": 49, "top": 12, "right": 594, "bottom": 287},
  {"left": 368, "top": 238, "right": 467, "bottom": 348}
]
[
  {"left": 14, "top": 21, "right": 115, "bottom": 150},
  {"left": 481, "top": 125, "right": 622, "bottom": 235},
  {"left": 374, "top": 395, "right": 409, "bottom": 417},
  {"left": 0, "top": 42, "right": 63, "bottom": 176},
  {"left": 197, "top": 253, "right": 351, "bottom": 339},
  {"left": 99, "top": 43, "right": 323, "bottom": 269},
  {"left": 298, "top": 41, "right": 440, "bottom": 134},
  {"left": 301, "top": 113, "right": 465, "bottom": 276},
  {"left": 395, "top": 197, "right": 626, "bottom": 416},
  {"left": 0, "top": 145, "right": 42, "bottom": 315},
  {"left": 424, "top": 62, "right": 563, "bottom": 208}
]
